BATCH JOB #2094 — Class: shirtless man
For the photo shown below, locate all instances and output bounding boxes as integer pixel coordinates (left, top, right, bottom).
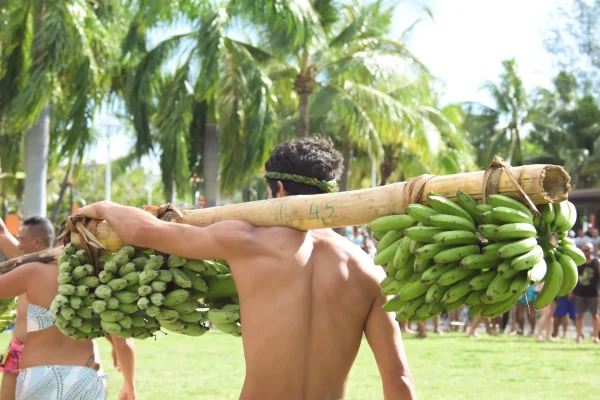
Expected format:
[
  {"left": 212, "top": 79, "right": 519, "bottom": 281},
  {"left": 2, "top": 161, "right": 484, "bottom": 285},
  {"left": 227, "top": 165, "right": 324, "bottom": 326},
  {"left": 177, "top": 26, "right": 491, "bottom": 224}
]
[
  {"left": 78, "top": 137, "right": 416, "bottom": 399},
  {"left": 0, "top": 216, "right": 54, "bottom": 399},
  {"left": 0, "top": 217, "right": 138, "bottom": 400}
]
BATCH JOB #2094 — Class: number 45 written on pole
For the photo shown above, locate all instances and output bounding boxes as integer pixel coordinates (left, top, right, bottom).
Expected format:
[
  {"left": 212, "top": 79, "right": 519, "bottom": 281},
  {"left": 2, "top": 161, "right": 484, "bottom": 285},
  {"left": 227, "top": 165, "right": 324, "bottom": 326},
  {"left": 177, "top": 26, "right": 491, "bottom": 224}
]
[{"left": 309, "top": 201, "right": 336, "bottom": 223}]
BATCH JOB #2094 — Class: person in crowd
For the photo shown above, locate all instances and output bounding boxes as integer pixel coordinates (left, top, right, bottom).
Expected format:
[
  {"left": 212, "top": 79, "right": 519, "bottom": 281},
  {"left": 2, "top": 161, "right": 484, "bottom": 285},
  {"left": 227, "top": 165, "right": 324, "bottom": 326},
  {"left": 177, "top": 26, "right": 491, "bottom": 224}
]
[
  {"left": 573, "top": 243, "right": 599, "bottom": 344},
  {"left": 589, "top": 228, "right": 600, "bottom": 253},
  {"left": 574, "top": 229, "right": 592, "bottom": 247},
  {"left": 553, "top": 296, "right": 577, "bottom": 339}
]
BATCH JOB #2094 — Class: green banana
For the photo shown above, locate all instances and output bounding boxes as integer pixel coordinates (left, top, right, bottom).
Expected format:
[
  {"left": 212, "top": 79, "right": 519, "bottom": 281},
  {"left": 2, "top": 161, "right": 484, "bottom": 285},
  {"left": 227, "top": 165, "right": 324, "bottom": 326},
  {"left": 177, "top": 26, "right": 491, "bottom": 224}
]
[
  {"left": 527, "top": 259, "right": 547, "bottom": 284},
  {"left": 444, "top": 293, "right": 471, "bottom": 313},
  {"left": 509, "top": 272, "right": 529, "bottom": 295},
  {"left": 71, "top": 265, "right": 89, "bottom": 281},
  {"left": 98, "top": 271, "right": 114, "bottom": 284},
  {"left": 497, "top": 237, "right": 538, "bottom": 259},
  {"left": 105, "top": 297, "right": 120, "bottom": 310},
  {"left": 481, "top": 211, "right": 502, "bottom": 225},
  {"left": 69, "top": 296, "right": 83, "bottom": 310},
  {"left": 374, "top": 239, "right": 402, "bottom": 265},
  {"left": 433, "top": 245, "right": 480, "bottom": 264},
  {"left": 118, "top": 303, "right": 138, "bottom": 315},
  {"left": 415, "top": 244, "right": 451, "bottom": 259},
  {"left": 156, "top": 309, "right": 181, "bottom": 323},
  {"left": 170, "top": 268, "right": 193, "bottom": 288},
  {"left": 481, "top": 242, "right": 509, "bottom": 255},
  {"left": 427, "top": 214, "right": 476, "bottom": 233},
  {"left": 144, "top": 256, "right": 164, "bottom": 271},
  {"left": 100, "top": 309, "right": 125, "bottom": 322},
  {"left": 377, "top": 230, "right": 405, "bottom": 252},
  {"left": 54, "top": 294, "right": 70, "bottom": 307},
  {"left": 491, "top": 206, "right": 533, "bottom": 224},
  {"left": 145, "top": 305, "right": 161, "bottom": 317},
  {"left": 82, "top": 294, "right": 96, "bottom": 306},
  {"left": 413, "top": 303, "right": 431, "bottom": 320},
  {"left": 457, "top": 190, "right": 484, "bottom": 225},
  {"left": 183, "top": 260, "right": 207, "bottom": 273},
  {"left": 60, "top": 307, "right": 75, "bottom": 321},
  {"left": 409, "top": 239, "right": 422, "bottom": 255},
  {"left": 461, "top": 254, "right": 503, "bottom": 269},
  {"left": 58, "top": 272, "right": 72, "bottom": 284},
  {"left": 556, "top": 252, "right": 578, "bottom": 296},
  {"left": 491, "top": 223, "right": 538, "bottom": 240},
  {"left": 466, "top": 289, "right": 486, "bottom": 306},
  {"left": 101, "top": 320, "right": 122, "bottom": 334},
  {"left": 138, "top": 285, "right": 153, "bottom": 297},
  {"left": 168, "top": 298, "right": 199, "bottom": 314},
  {"left": 421, "top": 263, "right": 457, "bottom": 284},
  {"left": 107, "top": 278, "right": 129, "bottom": 292},
  {"left": 425, "top": 282, "right": 451, "bottom": 305},
  {"left": 137, "top": 297, "right": 150, "bottom": 310},
  {"left": 427, "top": 193, "right": 475, "bottom": 223},
  {"left": 557, "top": 245, "right": 586, "bottom": 266},
  {"left": 63, "top": 243, "right": 76, "bottom": 256},
  {"left": 382, "top": 297, "right": 406, "bottom": 312},
  {"left": 131, "top": 313, "right": 147, "bottom": 328},
  {"left": 441, "top": 278, "right": 472, "bottom": 303},
  {"left": 94, "top": 285, "right": 112, "bottom": 299},
  {"left": 395, "top": 257, "right": 414, "bottom": 281},
  {"left": 113, "top": 291, "right": 139, "bottom": 304},
  {"left": 432, "top": 230, "right": 479, "bottom": 246},
  {"left": 380, "top": 276, "right": 396, "bottom": 288},
  {"left": 552, "top": 201, "right": 570, "bottom": 231},
  {"left": 399, "top": 295, "right": 426, "bottom": 316},
  {"left": 150, "top": 293, "right": 165, "bottom": 307},
  {"left": 181, "top": 269, "right": 208, "bottom": 292},
  {"left": 214, "top": 322, "right": 241, "bottom": 337},
  {"left": 498, "top": 260, "right": 519, "bottom": 278},
  {"left": 125, "top": 284, "right": 141, "bottom": 294},
  {"left": 428, "top": 301, "right": 444, "bottom": 316},
  {"left": 103, "top": 261, "right": 118, "bottom": 274},
  {"left": 149, "top": 281, "right": 166, "bottom": 293},
  {"left": 75, "top": 276, "right": 100, "bottom": 288},
  {"left": 155, "top": 270, "right": 173, "bottom": 283},
  {"left": 112, "top": 253, "right": 129, "bottom": 268},
  {"left": 74, "top": 285, "right": 89, "bottom": 297},
  {"left": 438, "top": 266, "right": 475, "bottom": 286},
  {"left": 539, "top": 203, "right": 555, "bottom": 225},
  {"left": 75, "top": 249, "right": 89, "bottom": 264},
  {"left": 468, "top": 303, "right": 485, "bottom": 317},
  {"left": 68, "top": 255, "right": 81, "bottom": 268},
  {"left": 404, "top": 227, "right": 445, "bottom": 243},
  {"left": 369, "top": 215, "right": 417, "bottom": 233},
  {"left": 487, "top": 194, "right": 534, "bottom": 219},
  {"left": 486, "top": 274, "right": 512, "bottom": 301},
  {"left": 168, "top": 255, "right": 188, "bottom": 268},
  {"left": 397, "top": 280, "right": 433, "bottom": 301},
  {"left": 413, "top": 255, "right": 432, "bottom": 274},
  {"left": 481, "top": 290, "right": 524, "bottom": 318},
  {"left": 179, "top": 311, "right": 207, "bottom": 323},
  {"left": 208, "top": 308, "right": 240, "bottom": 324},
  {"left": 118, "top": 246, "right": 135, "bottom": 258},
  {"left": 122, "top": 272, "right": 140, "bottom": 286},
  {"left": 468, "top": 270, "right": 498, "bottom": 290},
  {"left": 58, "top": 262, "right": 73, "bottom": 274},
  {"left": 139, "top": 270, "right": 160, "bottom": 286},
  {"left": 119, "top": 263, "right": 137, "bottom": 277},
  {"left": 164, "top": 289, "right": 191, "bottom": 307},
  {"left": 130, "top": 257, "right": 148, "bottom": 271},
  {"left": 511, "top": 246, "right": 544, "bottom": 271},
  {"left": 565, "top": 201, "right": 577, "bottom": 232},
  {"left": 406, "top": 204, "right": 438, "bottom": 225},
  {"left": 118, "top": 315, "right": 134, "bottom": 329}
]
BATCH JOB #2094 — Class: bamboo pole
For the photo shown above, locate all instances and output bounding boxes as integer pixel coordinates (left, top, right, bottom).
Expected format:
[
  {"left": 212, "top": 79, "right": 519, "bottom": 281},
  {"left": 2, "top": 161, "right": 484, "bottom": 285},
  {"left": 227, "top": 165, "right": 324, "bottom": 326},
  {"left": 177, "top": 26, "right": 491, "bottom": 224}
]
[{"left": 0, "top": 163, "right": 570, "bottom": 271}]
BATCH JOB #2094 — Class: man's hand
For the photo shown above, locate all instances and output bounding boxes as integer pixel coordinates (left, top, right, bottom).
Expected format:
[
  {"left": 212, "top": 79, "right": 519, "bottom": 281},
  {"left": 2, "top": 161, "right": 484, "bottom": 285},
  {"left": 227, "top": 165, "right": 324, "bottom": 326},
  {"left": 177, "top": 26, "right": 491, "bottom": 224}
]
[
  {"left": 118, "top": 385, "right": 136, "bottom": 400},
  {"left": 75, "top": 201, "right": 107, "bottom": 220}
]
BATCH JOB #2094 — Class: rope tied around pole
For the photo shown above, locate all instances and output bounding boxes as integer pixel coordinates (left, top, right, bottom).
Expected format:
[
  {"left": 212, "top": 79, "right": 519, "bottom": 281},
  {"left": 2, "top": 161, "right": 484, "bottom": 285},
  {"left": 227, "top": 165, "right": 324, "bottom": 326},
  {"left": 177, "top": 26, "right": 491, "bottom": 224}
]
[
  {"left": 481, "top": 156, "right": 541, "bottom": 216},
  {"left": 403, "top": 174, "right": 437, "bottom": 205},
  {"left": 57, "top": 215, "right": 106, "bottom": 275}
]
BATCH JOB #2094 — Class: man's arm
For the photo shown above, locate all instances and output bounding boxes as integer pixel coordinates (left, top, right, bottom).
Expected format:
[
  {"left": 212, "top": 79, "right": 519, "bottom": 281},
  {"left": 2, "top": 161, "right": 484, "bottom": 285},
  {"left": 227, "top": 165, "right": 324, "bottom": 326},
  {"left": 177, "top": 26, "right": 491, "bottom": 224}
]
[
  {"left": 0, "top": 218, "right": 20, "bottom": 259},
  {"left": 76, "top": 201, "right": 260, "bottom": 261},
  {"left": 110, "top": 335, "right": 136, "bottom": 400},
  {"left": 364, "top": 272, "right": 416, "bottom": 399}
]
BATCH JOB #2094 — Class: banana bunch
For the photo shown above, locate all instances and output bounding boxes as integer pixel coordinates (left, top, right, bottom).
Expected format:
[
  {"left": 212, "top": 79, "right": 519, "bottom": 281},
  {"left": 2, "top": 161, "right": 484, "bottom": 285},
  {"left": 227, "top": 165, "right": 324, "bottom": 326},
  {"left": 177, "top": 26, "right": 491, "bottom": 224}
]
[
  {"left": 52, "top": 243, "right": 242, "bottom": 340},
  {"left": 374, "top": 191, "right": 584, "bottom": 322}
]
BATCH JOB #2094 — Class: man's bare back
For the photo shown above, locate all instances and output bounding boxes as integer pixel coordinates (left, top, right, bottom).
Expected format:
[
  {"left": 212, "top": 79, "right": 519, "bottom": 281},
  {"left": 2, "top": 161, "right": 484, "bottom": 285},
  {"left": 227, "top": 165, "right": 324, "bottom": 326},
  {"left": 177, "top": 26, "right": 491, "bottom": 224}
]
[{"left": 231, "top": 227, "right": 414, "bottom": 400}]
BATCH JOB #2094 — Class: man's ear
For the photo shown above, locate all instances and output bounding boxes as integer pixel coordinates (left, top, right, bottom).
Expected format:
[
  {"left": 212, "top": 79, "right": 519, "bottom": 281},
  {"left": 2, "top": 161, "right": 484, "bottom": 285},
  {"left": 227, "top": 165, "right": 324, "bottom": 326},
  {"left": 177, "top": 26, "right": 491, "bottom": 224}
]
[{"left": 276, "top": 181, "right": 287, "bottom": 198}]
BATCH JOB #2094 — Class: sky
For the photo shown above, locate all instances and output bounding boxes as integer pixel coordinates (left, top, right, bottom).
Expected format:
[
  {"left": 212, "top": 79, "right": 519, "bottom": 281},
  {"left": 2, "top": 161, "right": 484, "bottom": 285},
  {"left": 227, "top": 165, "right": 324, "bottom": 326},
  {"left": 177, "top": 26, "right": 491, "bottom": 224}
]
[{"left": 88, "top": 0, "right": 564, "bottom": 169}]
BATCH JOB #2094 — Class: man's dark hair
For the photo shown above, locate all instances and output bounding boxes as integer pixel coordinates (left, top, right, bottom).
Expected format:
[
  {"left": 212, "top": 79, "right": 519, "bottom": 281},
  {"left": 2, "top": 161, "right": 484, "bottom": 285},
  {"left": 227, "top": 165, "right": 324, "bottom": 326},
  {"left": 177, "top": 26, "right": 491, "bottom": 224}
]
[
  {"left": 23, "top": 216, "right": 55, "bottom": 247},
  {"left": 264, "top": 136, "right": 344, "bottom": 196}
]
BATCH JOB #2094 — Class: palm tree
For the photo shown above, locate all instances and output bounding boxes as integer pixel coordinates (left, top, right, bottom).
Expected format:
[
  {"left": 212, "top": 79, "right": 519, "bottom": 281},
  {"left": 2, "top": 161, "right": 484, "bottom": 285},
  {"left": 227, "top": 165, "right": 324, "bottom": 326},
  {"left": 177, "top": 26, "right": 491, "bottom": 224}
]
[
  {"left": 123, "top": 3, "right": 276, "bottom": 206},
  {"left": 464, "top": 58, "right": 529, "bottom": 167},
  {"left": 0, "top": 1, "right": 123, "bottom": 218}
]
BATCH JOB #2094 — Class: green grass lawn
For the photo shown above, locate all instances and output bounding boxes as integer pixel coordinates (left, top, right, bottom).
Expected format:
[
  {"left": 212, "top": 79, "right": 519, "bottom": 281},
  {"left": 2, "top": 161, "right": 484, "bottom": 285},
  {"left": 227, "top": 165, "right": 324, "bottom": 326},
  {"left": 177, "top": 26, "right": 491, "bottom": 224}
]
[{"left": 1, "top": 331, "right": 597, "bottom": 399}]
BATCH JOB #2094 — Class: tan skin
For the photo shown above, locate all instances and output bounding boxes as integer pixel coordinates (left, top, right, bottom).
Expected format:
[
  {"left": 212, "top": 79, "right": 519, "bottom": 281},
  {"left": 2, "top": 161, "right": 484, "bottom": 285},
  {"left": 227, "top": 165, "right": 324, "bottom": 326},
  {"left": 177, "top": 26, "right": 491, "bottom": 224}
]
[
  {"left": 0, "top": 219, "right": 137, "bottom": 400},
  {"left": 76, "top": 189, "right": 416, "bottom": 400},
  {"left": 0, "top": 219, "right": 47, "bottom": 400}
]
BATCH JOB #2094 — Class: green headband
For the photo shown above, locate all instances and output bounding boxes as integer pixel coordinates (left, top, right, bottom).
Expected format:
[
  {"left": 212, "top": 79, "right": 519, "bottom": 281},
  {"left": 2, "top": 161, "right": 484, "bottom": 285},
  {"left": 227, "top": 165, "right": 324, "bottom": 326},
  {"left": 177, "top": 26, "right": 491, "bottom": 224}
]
[{"left": 264, "top": 171, "right": 338, "bottom": 193}]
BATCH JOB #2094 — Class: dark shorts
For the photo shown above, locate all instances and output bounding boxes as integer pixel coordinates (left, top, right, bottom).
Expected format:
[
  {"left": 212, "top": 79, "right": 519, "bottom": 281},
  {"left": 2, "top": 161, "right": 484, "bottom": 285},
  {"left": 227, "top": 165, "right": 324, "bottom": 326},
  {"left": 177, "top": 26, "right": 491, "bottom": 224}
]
[
  {"left": 554, "top": 296, "right": 577, "bottom": 319},
  {"left": 574, "top": 295, "right": 598, "bottom": 315}
]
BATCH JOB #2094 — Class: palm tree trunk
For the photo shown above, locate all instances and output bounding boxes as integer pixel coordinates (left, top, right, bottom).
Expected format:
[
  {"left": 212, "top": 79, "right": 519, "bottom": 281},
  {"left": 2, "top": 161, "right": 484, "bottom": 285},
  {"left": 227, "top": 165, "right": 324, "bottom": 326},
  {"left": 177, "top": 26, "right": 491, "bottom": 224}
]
[
  {"left": 50, "top": 156, "right": 74, "bottom": 224},
  {"left": 203, "top": 123, "right": 220, "bottom": 208},
  {"left": 340, "top": 135, "right": 353, "bottom": 191},
  {"left": 297, "top": 91, "right": 310, "bottom": 138},
  {"left": 507, "top": 127, "right": 517, "bottom": 165},
  {"left": 24, "top": 104, "right": 50, "bottom": 218},
  {"left": 242, "top": 186, "right": 251, "bottom": 202}
]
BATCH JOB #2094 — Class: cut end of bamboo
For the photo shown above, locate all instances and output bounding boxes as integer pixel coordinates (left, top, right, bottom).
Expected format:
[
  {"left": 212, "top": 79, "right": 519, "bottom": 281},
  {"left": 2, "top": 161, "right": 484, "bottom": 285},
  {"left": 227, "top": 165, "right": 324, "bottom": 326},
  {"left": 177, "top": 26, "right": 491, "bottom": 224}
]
[{"left": 540, "top": 165, "right": 570, "bottom": 203}]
